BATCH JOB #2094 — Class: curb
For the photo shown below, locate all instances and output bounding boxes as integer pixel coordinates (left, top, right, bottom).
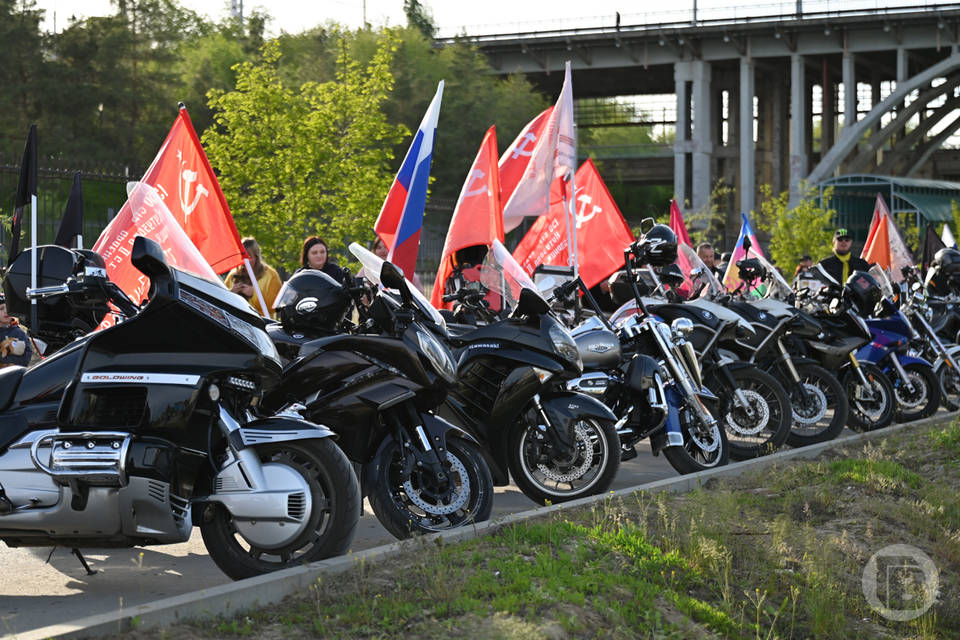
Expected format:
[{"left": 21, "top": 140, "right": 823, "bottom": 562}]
[{"left": 15, "top": 411, "right": 956, "bottom": 639}]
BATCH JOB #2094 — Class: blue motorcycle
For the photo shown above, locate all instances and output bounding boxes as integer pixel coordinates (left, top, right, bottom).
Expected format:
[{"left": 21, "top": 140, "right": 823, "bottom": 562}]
[{"left": 857, "top": 267, "right": 941, "bottom": 422}]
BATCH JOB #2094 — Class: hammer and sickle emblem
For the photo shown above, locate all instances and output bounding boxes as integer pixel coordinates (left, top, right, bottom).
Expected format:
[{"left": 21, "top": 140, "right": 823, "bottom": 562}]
[
  {"left": 575, "top": 194, "right": 602, "bottom": 229},
  {"left": 463, "top": 169, "right": 487, "bottom": 198},
  {"left": 511, "top": 132, "right": 537, "bottom": 159},
  {"left": 178, "top": 151, "right": 210, "bottom": 218}
]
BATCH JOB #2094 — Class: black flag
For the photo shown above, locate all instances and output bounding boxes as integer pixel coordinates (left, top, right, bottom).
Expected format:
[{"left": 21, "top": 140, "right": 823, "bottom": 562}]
[
  {"left": 921, "top": 223, "right": 947, "bottom": 272},
  {"left": 55, "top": 172, "right": 83, "bottom": 248},
  {"left": 9, "top": 125, "right": 37, "bottom": 266}
]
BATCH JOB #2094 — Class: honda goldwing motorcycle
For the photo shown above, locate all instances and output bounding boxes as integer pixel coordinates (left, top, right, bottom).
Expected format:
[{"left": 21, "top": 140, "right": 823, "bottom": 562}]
[
  {"left": 0, "top": 236, "right": 360, "bottom": 581},
  {"left": 436, "top": 241, "right": 621, "bottom": 506},
  {"left": 262, "top": 244, "right": 493, "bottom": 540}
]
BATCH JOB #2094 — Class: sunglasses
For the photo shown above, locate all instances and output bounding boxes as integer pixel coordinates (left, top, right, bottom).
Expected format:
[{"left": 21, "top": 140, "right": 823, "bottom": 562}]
[{"left": 836, "top": 236, "right": 852, "bottom": 242}]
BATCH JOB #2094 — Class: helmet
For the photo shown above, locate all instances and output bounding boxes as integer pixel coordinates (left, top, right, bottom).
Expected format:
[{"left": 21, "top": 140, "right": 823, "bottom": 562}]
[
  {"left": 843, "top": 270, "right": 882, "bottom": 317},
  {"left": 635, "top": 224, "right": 678, "bottom": 267},
  {"left": 736, "top": 258, "right": 767, "bottom": 284},
  {"left": 273, "top": 269, "right": 351, "bottom": 335},
  {"left": 932, "top": 248, "right": 960, "bottom": 275}
]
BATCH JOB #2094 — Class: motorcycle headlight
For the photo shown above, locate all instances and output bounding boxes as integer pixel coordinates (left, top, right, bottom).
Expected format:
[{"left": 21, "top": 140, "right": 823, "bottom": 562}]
[
  {"left": 415, "top": 327, "right": 457, "bottom": 384},
  {"left": 671, "top": 317, "right": 694, "bottom": 338},
  {"left": 548, "top": 321, "right": 583, "bottom": 370}
]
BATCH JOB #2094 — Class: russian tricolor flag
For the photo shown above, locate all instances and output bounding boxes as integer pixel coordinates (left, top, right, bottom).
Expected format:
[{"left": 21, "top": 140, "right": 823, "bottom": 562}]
[
  {"left": 722, "top": 212, "right": 766, "bottom": 294},
  {"left": 374, "top": 81, "right": 444, "bottom": 279}
]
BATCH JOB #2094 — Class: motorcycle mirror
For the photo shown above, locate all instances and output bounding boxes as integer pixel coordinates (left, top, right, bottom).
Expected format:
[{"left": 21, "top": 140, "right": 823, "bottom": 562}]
[
  {"left": 537, "top": 275, "right": 556, "bottom": 292},
  {"left": 380, "top": 261, "right": 413, "bottom": 305},
  {"left": 516, "top": 288, "right": 550, "bottom": 317},
  {"left": 912, "top": 282, "right": 922, "bottom": 293},
  {"left": 131, "top": 236, "right": 170, "bottom": 278},
  {"left": 742, "top": 236, "right": 752, "bottom": 253}
]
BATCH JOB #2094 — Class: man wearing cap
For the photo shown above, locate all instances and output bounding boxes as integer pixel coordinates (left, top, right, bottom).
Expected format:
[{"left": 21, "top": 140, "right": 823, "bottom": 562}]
[
  {"left": 818, "top": 228, "right": 870, "bottom": 285},
  {"left": 0, "top": 296, "right": 31, "bottom": 368}
]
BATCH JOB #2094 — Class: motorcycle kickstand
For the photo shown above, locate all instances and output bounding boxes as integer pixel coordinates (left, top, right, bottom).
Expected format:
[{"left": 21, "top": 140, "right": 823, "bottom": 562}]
[{"left": 71, "top": 548, "right": 98, "bottom": 576}]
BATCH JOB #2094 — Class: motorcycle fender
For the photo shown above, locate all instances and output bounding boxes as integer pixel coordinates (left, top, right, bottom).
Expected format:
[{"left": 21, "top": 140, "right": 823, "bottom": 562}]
[
  {"left": 650, "top": 386, "right": 685, "bottom": 454},
  {"left": 227, "top": 416, "right": 337, "bottom": 450},
  {"left": 789, "top": 356, "right": 820, "bottom": 368},
  {"left": 361, "top": 413, "right": 479, "bottom": 499},
  {"left": 539, "top": 391, "right": 616, "bottom": 450},
  {"left": 896, "top": 354, "right": 934, "bottom": 369}
]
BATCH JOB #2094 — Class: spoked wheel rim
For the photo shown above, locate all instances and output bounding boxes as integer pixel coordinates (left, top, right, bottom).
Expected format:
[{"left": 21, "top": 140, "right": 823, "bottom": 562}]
[
  {"left": 215, "top": 448, "right": 335, "bottom": 567},
  {"left": 386, "top": 444, "right": 475, "bottom": 532},
  {"left": 518, "top": 420, "right": 609, "bottom": 498}
]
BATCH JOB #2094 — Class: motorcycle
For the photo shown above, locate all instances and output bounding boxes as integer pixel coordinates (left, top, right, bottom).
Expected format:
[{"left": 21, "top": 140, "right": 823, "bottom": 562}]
[
  {"left": 0, "top": 233, "right": 360, "bottom": 581},
  {"left": 792, "top": 266, "right": 896, "bottom": 431},
  {"left": 436, "top": 241, "right": 621, "bottom": 505},
  {"left": 262, "top": 245, "right": 494, "bottom": 540}
]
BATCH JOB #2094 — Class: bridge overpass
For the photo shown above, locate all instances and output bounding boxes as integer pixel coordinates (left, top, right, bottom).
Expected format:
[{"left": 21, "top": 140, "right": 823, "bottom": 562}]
[{"left": 442, "top": 3, "right": 960, "bottom": 244}]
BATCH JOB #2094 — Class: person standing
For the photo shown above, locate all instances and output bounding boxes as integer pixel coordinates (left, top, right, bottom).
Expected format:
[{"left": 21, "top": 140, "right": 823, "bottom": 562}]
[
  {"left": 299, "top": 236, "right": 348, "bottom": 284},
  {"left": 0, "top": 296, "right": 32, "bottom": 368},
  {"left": 818, "top": 228, "right": 870, "bottom": 285},
  {"left": 696, "top": 242, "right": 723, "bottom": 277},
  {"left": 225, "top": 237, "right": 283, "bottom": 318}
]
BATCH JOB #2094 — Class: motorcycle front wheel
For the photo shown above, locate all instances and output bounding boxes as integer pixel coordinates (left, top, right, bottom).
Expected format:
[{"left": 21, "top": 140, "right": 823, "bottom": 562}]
[
  {"left": 718, "top": 367, "right": 792, "bottom": 460},
  {"left": 784, "top": 363, "right": 848, "bottom": 447},
  {"left": 367, "top": 436, "right": 493, "bottom": 540},
  {"left": 662, "top": 404, "right": 730, "bottom": 474},
  {"left": 508, "top": 417, "right": 620, "bottom": 505},
  {"left": 938, "top": 362, "right": 960, "bottom": 411},
  {"left": 893, "top": 362, "right": 941, "bottom": 423},
  {"left": 200, "top": 438, "right": 361, "bottom": 581},
  {"left": 844, "top": 363, "right": 895, "bottom": 431}
]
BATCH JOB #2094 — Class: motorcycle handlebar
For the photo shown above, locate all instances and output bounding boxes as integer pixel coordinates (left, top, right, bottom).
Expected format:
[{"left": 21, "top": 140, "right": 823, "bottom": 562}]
[{"left": 26, "top": 284, "right": 70, "bottom": 299}]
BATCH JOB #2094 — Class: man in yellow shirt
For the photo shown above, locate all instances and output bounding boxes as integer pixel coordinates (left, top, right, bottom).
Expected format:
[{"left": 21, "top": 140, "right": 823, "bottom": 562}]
[{"left": 224, "top": 237, "right": 283, "bottom": 318}]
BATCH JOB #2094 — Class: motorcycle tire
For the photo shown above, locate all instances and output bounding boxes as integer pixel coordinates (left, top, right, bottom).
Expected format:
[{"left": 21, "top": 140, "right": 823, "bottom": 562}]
[
  {"left": 508, "top": 417, "right": 620, "bottom": 505},
  {"left": 200, "top": 438, "right": 361, "bottom": 581},
  {"left": 937, "top": 363, "right": 960, "bottom": 411},
  {"left": 894, "top": 363, "right": 941, "bottom": 423},
  {"left": 784, "top": 363, "right": 848, "bottom": 447},
  {"left": 843, "top": 363, "right": 895, "bottom": 431},
  {"left": 367, "top": 436, "right": 493, "bottom": 540},
  {"left": 719, "top": 367, "right": 792, "bottom": 460},
  {"left": 662, "top": 404, "right": 730, "bottom": 474}
]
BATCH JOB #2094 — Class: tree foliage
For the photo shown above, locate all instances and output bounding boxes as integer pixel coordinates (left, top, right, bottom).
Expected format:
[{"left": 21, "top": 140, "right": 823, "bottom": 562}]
[
  {"left": 755, "top": 182, "right": 836, "bottom": 270},
  {"left": 203, "top": 35, "right": 407, "bottom": 272}
]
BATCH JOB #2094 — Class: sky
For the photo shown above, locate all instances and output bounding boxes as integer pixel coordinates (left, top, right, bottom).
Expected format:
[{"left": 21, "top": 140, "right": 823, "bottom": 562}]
[{"left": 31, "top": 1, "right": 939, "bottom": 38}]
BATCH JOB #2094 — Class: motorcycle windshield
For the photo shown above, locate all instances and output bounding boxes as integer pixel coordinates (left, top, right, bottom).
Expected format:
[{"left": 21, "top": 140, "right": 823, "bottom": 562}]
[
  {"left": 678, "top": 244, "right": 724, "bottom": 300},
  {"left": 743, "top": 247, "right": 793, "bottom": 301},
  {"left": 794, "top": 264, "right": 838, "bottom": 297},
  {"left": 479, "top": 239, "right": 548, "bottom": 315},
  {"left": 869, "top": 264, "right": 897, "bottom": 301},
  {"left": 348, "top": 242, "right": 446, "bottom": 329}
]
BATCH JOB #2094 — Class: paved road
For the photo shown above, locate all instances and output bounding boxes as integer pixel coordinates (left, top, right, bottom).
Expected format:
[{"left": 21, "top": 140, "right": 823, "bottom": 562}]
[{"left": 1, "top": 442, "right": 677, "bottom": 637}]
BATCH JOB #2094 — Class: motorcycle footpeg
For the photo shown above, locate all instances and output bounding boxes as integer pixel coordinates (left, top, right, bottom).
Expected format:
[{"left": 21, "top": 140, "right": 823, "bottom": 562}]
[{"left": 620, "top": 445, "right": 638, "bottom": 462}]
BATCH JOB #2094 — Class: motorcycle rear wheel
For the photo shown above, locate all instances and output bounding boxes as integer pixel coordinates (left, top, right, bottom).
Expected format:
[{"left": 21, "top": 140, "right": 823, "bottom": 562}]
[
  {"left": 508, "top": 417, "right": 619, "bottom": 505},
  {"left": 784, "top": 363, "right": 848, "bottom": 447},
  {"left": 844, "top": 363, "right": 895, "bottom": 431},
  {"left": 938, "top": 363, "right": 960, "bottom": 411},
  {"left": 200, "top": 439, "right": 360, "bottom": 581},
  {"left": 367, "top": 436, "right": 493, "bottom": 540},
  {"left": 894, "top": 363, "right": 941, "bottom": 423}
]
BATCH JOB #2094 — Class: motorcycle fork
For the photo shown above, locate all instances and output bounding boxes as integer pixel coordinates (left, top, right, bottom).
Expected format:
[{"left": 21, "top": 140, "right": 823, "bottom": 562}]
[
  {"left": 887, "top": 352, "right": 915, "bottom": 393},
  {"left": 848, "top": 353, "right": 877, "bottom": 400},
  {"left": 387, "top": 404, "right": 448, "bottom": 483},
  {"left": 716, "top": 364, "right": 756, "bottom": 419},
  {"left": 531, "top": 394, "right": 575, "bottom": 456}
]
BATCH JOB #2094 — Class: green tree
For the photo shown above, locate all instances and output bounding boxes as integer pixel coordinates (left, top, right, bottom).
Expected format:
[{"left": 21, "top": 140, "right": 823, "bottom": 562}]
[
  {"left": 755, "top": 182, "right": 835, "bottom": 270},
  {"left": 404, "top": 0, "right": 436, "bottom": 39},
  {"left": 203, "top": 35, "right": 407, "bottom": 272},
  {"left": 0, "top": 0, "right": 45, "bottom": 152}
]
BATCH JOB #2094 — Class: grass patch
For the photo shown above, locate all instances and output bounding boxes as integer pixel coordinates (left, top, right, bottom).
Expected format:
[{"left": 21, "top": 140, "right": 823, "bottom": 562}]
[{"left": 119, "top": 418, "right": 960, "bottom": 640}]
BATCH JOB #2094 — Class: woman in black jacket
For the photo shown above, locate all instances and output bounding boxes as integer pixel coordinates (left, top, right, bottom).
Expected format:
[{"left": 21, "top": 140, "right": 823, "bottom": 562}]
[{"left": 299, "top": 236, "right": 347, "bottom": 283}]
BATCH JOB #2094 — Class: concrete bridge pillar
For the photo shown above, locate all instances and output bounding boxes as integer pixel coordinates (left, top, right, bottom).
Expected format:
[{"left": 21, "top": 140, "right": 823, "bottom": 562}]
[
  {"left": 740, "top": 56, "right": 755, "bottom": 216},
  {"left": 691, "top": 60, "right": 713, "bottom": 212},
  {"left": 843, "top": 51, "right": 857, "bottom": 131},
  {"left": 674, "top": 62, "right": 692, "bottom": 207},
  {"left": 789, "top": 53, "right": 808, "bottom": 197}
]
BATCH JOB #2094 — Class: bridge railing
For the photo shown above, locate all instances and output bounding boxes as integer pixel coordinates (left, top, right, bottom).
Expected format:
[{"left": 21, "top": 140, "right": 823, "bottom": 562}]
[
  {"left": 579, "top": 143, "right": 674, "bottom": 159},
  {"left": 437, "top": 2, "right": 958, "bottom": 41}
]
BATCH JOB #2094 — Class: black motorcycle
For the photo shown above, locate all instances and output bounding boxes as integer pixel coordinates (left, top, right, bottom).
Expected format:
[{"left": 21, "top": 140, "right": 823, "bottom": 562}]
[
  {"left": 262, "top": 245, "right": 493, "bottom": 540},
  {"left": 437, "top": 241, "right": 621, "bottom": 505},
  {"left": 0, "top": 236, "right": 360, "bottom": 581}
]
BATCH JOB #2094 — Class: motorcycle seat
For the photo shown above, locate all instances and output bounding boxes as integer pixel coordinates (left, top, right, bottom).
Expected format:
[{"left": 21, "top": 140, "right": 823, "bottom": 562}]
[{"left": 0, "top": 365, "right": 26, "bottom": 411}]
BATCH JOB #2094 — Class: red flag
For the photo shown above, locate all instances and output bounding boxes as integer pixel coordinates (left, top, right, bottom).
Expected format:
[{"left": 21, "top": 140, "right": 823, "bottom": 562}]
[
  {"left": 139, "top": 106, "right": 246, "bottom": 274},
  {"left": 862, "top": 199, "right": 882, "bottom": 260},
  {"left": 431, "top": 126, "right": 504, "bottom": 309},
  {"left": 498, "top": 107, "right": 552, "bottom": 207},
  {"left": 669, "top": 199, "right": 693, "bottom": 246},
  {"left": 862, "top": 211, "right": 892, "bottom": 270},
  {"left": 93, "top": 183, "right": 225, "bottom": 314},
  {"left": 513, "top": 159, "right": 634, "bottom": 290}
]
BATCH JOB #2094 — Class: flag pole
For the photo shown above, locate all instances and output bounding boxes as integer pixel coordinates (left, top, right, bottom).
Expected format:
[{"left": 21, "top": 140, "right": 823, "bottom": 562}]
[
  {"left": 242, "top": 257, "right": 269, "bottom": 317},
  {"left": 30, "top": 193, "right": 37, "bottom": 330}
]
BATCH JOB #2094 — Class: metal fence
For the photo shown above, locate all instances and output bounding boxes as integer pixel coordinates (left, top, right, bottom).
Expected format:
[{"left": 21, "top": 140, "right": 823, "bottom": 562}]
[{"left": 0, "top": 152, "right": 134, "bottom": 252}]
